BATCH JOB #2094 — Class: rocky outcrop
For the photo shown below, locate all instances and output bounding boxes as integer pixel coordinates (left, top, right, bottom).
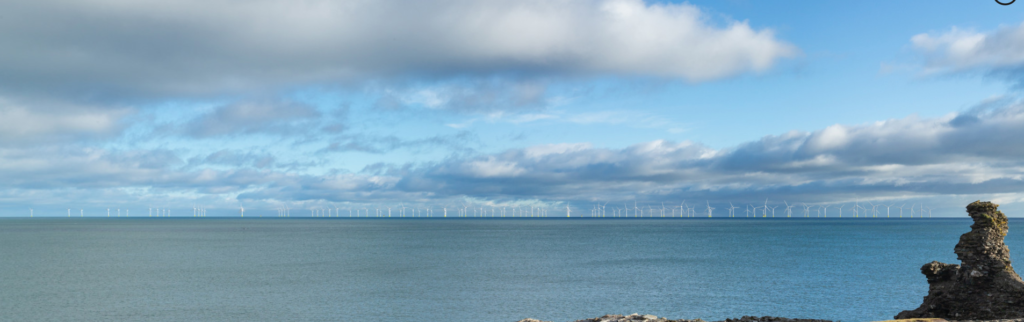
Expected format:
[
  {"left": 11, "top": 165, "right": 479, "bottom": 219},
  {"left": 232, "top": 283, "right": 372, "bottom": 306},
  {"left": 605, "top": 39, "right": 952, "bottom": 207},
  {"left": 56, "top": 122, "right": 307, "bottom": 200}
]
[
  {"left": 516, "top": 314, "right": 831, "bottom": 322},
  {"left": 574, "top": 314, "right": 697, "bottom": 322},
  {"left": 517, "top": 314, "right": 691, "bottom": 322},
  {"left": 720, "top": 317, "right": 832, "bottom": 322},
  {"left": 896, "top": 201, "right": 1024, "bottom": 320}
]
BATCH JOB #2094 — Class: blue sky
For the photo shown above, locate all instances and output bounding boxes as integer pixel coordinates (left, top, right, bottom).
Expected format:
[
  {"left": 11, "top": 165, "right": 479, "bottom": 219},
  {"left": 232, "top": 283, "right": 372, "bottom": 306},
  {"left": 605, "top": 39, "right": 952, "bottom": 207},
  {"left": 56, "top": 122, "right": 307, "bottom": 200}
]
[{"left": 3, "top": 0, "right": 1024, "bottom": 217}]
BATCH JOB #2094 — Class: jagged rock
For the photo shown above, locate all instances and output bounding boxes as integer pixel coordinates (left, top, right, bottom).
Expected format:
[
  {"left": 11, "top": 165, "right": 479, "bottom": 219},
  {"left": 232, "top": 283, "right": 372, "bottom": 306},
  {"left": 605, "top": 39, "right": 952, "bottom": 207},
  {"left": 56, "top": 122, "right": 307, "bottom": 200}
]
[
  {"left": 896, "top": 201, "right": 1024, "bottom": 320},
  {"left": 582, "top": 313, "right": 711, "bottom": 322},
  {"left": 722, "top": 317, "right": 832, "bottom": 322},
  {"left": 571, "top": 313, "right": 685, "bottom": 322}
]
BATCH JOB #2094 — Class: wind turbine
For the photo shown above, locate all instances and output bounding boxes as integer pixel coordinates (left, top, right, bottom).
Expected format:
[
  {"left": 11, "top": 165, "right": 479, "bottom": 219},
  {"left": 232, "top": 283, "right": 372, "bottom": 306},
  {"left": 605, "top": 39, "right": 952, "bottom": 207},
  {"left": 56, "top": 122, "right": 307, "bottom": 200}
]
[
  {"left": 783, "top": 201, "right": 794, "bottom": 217},
  {"left": 706, "top": 201, "right": 714, "bottom": 217},
  {"left": 729, "top": 203, "right": 739, "bottom": 217},
  {"left": 240, "top": 205, "right": 244, "bottom": 217}
]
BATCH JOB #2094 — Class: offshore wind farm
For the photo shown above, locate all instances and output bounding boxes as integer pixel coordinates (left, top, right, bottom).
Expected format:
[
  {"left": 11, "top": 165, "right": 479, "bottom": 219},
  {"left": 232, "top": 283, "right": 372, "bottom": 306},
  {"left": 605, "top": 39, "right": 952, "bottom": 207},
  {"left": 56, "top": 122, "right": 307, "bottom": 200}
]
[{"left": 7, "top": 199, "right": 936, "bottom": 219}]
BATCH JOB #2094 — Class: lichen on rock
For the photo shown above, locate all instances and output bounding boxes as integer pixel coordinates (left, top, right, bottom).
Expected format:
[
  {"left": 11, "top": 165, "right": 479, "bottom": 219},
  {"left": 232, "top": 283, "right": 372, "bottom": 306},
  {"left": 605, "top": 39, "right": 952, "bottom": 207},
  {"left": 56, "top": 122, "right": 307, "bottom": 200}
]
[{"left": 896, "top": 201, "right": 1024, "bottom": 320}]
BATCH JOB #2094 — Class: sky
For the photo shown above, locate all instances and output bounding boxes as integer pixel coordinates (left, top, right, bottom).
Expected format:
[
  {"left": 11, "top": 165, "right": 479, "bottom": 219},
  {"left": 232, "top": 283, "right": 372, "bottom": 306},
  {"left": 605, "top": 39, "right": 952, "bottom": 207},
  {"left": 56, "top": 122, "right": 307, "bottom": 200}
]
[{"left": 3, "top": 0, "right": 1024, "bottom": 217}]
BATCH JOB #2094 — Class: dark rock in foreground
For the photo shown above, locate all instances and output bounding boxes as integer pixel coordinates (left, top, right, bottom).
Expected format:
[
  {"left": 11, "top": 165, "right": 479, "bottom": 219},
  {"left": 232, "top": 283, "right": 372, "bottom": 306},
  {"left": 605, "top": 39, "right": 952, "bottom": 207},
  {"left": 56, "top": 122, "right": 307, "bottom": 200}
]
[
  {"left": 896, "top": 201, "right": 1024, "bottom": 320},
  {"left": 517, "top": 314, "right": 832, "bottom": 322}
]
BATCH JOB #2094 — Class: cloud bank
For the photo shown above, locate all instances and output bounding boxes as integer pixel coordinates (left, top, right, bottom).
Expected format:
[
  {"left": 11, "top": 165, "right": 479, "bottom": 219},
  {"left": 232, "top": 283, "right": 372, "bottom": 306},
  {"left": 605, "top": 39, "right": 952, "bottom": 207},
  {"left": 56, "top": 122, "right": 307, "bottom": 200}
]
[
  {"left": 0, "top": 0, "right": 796, "bottom": 101},
  {"left": 5, "top": 103, "right": 1024, "bottom": 213},
  {"left": 911, "top": 23, "right": 1024, "bottom": 87}
]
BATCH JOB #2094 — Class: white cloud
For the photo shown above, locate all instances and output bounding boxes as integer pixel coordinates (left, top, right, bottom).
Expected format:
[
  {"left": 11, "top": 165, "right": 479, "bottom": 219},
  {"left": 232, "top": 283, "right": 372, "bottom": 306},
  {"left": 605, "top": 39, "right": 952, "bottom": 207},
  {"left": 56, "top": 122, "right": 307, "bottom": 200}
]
[
  {"left": 911, "top": 23, "right": 1024, "bottom": 73},
  {"left": 465, "top": 158, "right": 526, "bottom": 178},
  {"left": 0, "top": 0, "right": 797, "bottom": 100}
]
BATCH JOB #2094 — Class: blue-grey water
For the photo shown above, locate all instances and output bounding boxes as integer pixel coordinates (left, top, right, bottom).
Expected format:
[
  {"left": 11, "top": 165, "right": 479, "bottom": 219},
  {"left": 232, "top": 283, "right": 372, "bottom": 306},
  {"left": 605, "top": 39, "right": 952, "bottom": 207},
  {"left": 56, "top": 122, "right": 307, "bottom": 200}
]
[{"left": 0, "top": 218, "right": 1015, "bottom": 322}]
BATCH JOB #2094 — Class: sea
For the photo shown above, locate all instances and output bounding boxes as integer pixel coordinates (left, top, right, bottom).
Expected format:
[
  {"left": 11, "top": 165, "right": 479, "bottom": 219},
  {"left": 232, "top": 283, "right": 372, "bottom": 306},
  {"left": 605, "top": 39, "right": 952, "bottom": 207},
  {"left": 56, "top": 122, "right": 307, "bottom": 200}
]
[{"left": 0, "top": 218, "right": 1014, "bottom": 322}]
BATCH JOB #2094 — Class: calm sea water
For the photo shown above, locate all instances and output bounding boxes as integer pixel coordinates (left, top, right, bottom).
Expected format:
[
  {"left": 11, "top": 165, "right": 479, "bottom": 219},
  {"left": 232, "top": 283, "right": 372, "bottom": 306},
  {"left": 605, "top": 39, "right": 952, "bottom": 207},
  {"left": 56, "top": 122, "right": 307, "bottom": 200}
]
[{"left": 0, "top": 218, "right": 1016, "bottom": 322}]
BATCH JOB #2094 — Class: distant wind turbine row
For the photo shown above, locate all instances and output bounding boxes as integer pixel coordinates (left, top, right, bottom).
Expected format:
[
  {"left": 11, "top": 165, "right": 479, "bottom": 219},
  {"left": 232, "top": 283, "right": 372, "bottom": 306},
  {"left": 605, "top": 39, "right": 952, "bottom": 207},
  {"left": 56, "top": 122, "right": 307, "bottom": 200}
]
[{"left": 14, "top": 199, "right": 935, "bottom": 218}]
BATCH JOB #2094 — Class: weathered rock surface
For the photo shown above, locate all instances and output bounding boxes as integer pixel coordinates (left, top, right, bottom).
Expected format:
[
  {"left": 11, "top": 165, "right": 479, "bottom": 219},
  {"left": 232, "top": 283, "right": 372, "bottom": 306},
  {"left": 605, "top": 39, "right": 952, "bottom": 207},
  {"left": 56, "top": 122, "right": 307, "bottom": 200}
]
[
  {"left": 516, "top": 314, "right": 831, "bottom": 322},
  {"left": 569, "top": 313, "right": 700, "bottom": 322},
  {"left": 896, "top": 201, "right": 1024, "bottom": 320},
  {"left": 720, "top": 317, "right": 832, "bottom": 322}
]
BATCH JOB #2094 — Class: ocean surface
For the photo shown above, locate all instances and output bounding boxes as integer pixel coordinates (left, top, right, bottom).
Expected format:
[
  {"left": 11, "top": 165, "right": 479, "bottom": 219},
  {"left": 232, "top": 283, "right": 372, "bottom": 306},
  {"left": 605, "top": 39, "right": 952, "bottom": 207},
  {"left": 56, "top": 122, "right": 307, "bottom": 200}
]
[{"left": 0, "top": 218, "right": 1017, "bottom": 322}]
